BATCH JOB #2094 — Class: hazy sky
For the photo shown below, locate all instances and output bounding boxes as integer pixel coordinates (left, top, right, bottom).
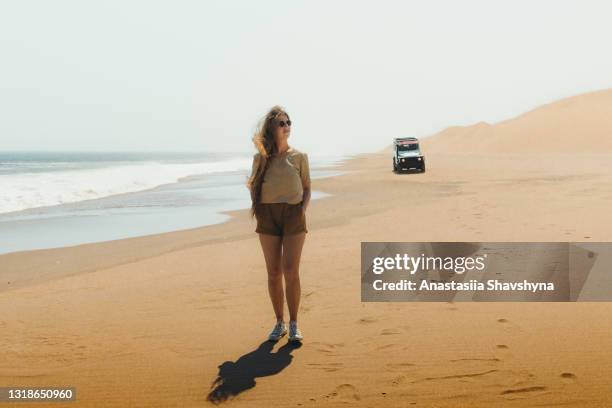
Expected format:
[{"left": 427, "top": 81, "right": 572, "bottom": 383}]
[{"left": 1, "top": 0, "right": 611, "bottom": 155}]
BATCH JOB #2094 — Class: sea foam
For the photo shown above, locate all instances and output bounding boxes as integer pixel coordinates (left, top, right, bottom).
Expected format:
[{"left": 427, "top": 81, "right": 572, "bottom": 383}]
[{"left": 0, "top": 158, "right": 252, "bottom": 214}]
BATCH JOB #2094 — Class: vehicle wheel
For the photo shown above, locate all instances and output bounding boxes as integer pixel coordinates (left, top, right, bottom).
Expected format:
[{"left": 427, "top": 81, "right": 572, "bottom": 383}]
[{"left": 392, "top": 159, "right": 397, "bottom": 173}]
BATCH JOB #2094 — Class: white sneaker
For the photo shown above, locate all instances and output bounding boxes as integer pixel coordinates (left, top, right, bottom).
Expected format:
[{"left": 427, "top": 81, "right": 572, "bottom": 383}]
[
  {"left": 288, "top": 321, "right": 303, "bottom": 342},
  {"left": 268, "top": 321, "right": 287, "bottom": 341}
]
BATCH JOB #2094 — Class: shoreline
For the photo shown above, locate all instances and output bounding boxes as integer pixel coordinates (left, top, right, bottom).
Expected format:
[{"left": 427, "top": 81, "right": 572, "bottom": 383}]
[
  {"left": 0, "top": 154, "right": 348, "bottom": 256},
  {"left": 0, "top": 156, "right": 355, "bottom": 293}
]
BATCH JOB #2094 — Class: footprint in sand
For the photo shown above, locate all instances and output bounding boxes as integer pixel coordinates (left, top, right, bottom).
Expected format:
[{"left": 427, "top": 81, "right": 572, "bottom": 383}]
[
  {"left": 390, "top": 374, "right": 409, "bottom": 386},
  {"left": 311, "top": 342, "right": 344, "bottom": 354},
  {"left": 306, "top": 362, "right": 344, "bottom": 372},
  {"left": 380, "top": 328, "right": 402, "bottom": 335},
  {"left": 496, "top": 318, "right": 523, "bottom": 333},
  {"left": 357, "top": 317, "right": 377, "bottom": 324},
  {"left": 560, "top": 372, "right": 577, "bottom": 384},
  {"left": 500, "top": 385, "right": 548, "bottom": 399},
  {"left": 323, "top": 384, "right": 360, "bottom": 401},
  {"left": 494, "top": 344, "right": 512, "bottom": 360},
  {"left": 376, "top": 343, "right": 402, "bottom": 351},
  {"left": 417, "top": 369, "right": 500, "bottom": 383},
  {"left": 450, "top": 358, "right": 500, "bottom": 363}
]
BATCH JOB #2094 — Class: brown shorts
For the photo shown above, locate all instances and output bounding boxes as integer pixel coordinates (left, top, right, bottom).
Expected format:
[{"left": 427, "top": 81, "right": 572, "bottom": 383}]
[{"left": 255, "top": 202, "right": 308, "bottom": 236}]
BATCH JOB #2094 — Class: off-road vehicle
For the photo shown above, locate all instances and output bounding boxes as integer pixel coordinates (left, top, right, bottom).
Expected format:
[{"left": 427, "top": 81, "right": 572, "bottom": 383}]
[{"left": 393, "top": 137, "right": 425, "bottom": 173}]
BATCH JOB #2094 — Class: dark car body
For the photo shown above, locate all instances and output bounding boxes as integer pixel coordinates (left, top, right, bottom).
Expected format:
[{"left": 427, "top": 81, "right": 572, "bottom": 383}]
[{"left": 393, "top": 137, "right": 425, "bottom": 173}]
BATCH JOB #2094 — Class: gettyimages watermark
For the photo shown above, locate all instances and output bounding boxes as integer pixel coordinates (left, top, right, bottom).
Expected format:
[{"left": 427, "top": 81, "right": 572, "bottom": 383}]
[{"left": 361, "top": 242, "right": 612, "bottom": 301}]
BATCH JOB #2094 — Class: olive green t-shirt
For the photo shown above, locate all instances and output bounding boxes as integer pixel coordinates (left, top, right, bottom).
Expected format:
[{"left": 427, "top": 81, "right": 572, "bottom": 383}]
[{"left": 251, "top": 147, "right": 310, "bottom": 204}]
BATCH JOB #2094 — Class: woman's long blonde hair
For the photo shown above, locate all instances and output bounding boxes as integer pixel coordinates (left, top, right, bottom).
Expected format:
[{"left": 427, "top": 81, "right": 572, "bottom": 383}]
[{"left": 247, "top": 105, "right": 290, "bottom": 218}]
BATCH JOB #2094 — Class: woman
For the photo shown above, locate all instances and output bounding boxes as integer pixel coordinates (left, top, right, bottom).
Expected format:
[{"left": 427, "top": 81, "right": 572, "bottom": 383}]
[{"left": 247, "top": 106, "right": 310, "bottom": 343}]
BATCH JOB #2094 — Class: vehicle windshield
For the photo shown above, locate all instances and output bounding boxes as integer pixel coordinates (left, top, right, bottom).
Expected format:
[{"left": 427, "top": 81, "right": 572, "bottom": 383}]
[{"left": 397, "top": 143, "right": 419, "bottom": 152}]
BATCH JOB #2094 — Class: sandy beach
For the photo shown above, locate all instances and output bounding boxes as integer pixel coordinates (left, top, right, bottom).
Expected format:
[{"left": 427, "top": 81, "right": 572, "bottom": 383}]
[{"left": 2, "top": 89, "right": 612, "bottom": 407}]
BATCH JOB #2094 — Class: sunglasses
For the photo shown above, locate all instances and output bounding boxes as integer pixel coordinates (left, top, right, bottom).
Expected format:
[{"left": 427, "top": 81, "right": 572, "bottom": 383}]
[{"left": 277, "top": 119, "right": 292, "bottom": 128}]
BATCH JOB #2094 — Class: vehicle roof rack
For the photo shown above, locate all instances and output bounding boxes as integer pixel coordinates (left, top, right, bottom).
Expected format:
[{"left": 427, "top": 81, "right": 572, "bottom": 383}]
[{"left": 393, "top": 137, "right": 419, "bottom": 143}]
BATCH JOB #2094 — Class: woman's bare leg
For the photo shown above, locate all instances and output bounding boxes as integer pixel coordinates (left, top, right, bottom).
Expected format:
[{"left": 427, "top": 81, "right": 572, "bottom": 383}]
[
  {"left": 258, "top": 233, "right": 284, "bottom": 321},
  {"left": 281, "top": 232, "right": 306, "bottom": 322}
]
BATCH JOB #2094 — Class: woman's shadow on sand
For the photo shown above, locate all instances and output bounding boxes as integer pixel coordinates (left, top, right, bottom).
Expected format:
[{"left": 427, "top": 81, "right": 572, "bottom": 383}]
[{"left": 207, "top": 340, "right": 302, "bottom": 404}]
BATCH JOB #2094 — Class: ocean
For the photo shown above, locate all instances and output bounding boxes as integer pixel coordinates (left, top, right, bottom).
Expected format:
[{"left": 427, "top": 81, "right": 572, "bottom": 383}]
[{"left": 0, "top": 151, "right": 345, "bottom": 255}]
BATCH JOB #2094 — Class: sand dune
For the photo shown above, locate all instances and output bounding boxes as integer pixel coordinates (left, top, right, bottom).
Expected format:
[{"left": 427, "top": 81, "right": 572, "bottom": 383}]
[
  {"left": 1, "top": 90, "right": 612, "bottom": 407},
  {"left": 387, "top": 88, "right": 612, "bottom": 154}
]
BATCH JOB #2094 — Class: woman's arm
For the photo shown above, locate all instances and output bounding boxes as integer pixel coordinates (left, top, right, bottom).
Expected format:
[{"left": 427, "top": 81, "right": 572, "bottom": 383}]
[
  {"left": 302, "top": 186, "right": 311, "bottom": 211},
  {"left": 300, "top": 153, "right": 311, "bottom": 211}
]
